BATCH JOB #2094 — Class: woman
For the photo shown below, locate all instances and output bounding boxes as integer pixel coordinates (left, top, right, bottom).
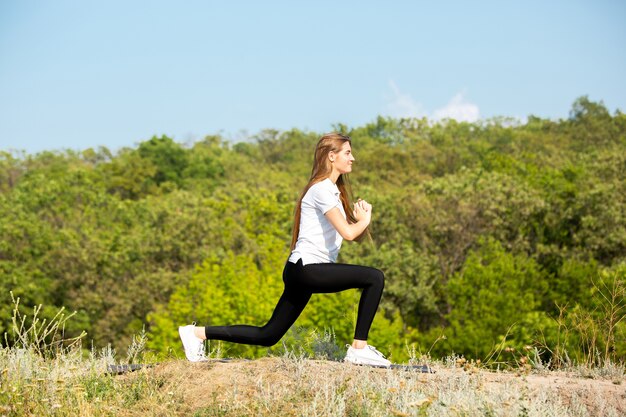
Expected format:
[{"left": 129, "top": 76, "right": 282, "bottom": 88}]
[{"left": 179, "top": 133, "right": 391, "bottom": 367}]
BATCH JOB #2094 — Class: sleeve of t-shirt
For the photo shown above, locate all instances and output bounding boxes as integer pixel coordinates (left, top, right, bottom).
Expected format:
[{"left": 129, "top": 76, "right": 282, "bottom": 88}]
[{"left": 309, "top": 183, "right": 341, "bottom": 214}]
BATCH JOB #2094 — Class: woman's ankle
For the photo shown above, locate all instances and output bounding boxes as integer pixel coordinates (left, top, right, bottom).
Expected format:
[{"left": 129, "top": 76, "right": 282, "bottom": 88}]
[
  {"left": 193, "top": 326, "right": 206, "bottom": 340},
  {"left": 352, "top": 339, "right": 367, "bottom": 349}
]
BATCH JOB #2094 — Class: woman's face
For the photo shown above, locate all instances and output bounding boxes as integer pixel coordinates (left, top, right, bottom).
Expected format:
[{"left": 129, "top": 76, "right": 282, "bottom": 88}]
[{"left": 330, "top": 141, "right": 355, "bottom": 174}]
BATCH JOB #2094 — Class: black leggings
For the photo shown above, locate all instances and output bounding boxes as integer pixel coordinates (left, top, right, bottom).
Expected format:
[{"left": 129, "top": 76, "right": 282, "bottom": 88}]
[{"left": 204, "top": 259, "right": 385, "bottom": 346}]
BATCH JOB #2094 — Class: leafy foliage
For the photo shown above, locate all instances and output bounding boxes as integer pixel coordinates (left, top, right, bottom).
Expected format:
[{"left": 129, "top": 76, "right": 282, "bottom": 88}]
[{"left": 1, "top": 98, "right": 625, "bottom": 364}]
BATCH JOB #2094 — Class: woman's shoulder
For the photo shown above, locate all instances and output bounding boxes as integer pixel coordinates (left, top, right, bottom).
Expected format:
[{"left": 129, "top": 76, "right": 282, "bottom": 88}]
[
  {"left": 310, "top": 178, "right": 337, "bottom": 191},
  {"left": 305, "top": 178, "right": 338, "bottom": 197},
  {"left": 309, "top": 178, "right": 328, "bottom": 189}
]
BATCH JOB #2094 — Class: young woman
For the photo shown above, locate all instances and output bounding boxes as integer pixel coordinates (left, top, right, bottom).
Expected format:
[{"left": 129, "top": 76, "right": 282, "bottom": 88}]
[{"left": 179, "top": 133, "right": 391, "bottom": 367}]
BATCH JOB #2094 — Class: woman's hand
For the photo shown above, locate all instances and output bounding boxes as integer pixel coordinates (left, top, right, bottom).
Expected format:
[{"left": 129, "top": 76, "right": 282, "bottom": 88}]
[
  {"left": 357, "top": 199, "right": 372, "bottom": 213},
  {"left": 326, "top": 199, "right": 372, "bottom": 241},
  {"left": 353, "top": 199, "right": 372, "bottom": 223}
]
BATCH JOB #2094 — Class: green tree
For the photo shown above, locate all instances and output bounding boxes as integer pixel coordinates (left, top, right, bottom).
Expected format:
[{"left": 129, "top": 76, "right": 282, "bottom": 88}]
[
  {"left": 137, "top": 135, "right": 188, "bottom": 186},
  {"left": 440, "top": 238, "right": 548, "bottom": 359}
]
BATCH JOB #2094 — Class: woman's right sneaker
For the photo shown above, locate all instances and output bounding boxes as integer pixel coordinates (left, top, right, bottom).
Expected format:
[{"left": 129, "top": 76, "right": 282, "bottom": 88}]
[
  {"left": 178, "top": 324, "right": 208, "bottom": 362},
  {"left": 344, "top": 344, "right": 391, "bottom": 368}
]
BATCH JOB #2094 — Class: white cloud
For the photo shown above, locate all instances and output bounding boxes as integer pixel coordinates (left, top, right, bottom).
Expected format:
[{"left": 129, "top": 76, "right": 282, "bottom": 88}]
[
  {"left": 384, "top": 80, "right": 425, "bottom": 118},
  {"left": 432, "top": 92, "right": 480, "bottom": 122},
  {"left": 384, "top": 82, "right": 480, "bottom": 122}
]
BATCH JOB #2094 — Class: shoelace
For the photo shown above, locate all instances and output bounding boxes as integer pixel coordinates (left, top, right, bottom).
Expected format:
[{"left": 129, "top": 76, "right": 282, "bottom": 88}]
[
  {"left": 346, "top": 344, "right": 387, "bottom": 359},
  {"left": 367, "top": 345, "right": 387, "bottom": 358},
  {"left": 197, "top": 342, "right": 207, "bottom": 359},
  {"left": 191, "top": 322, "right": 207, "bottom": 360}
]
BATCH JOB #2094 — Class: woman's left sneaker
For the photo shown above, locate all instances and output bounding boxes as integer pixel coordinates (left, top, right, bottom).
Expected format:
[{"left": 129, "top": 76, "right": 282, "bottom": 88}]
[
  {"left": 344, "top": 344, "right": 391, "bottom": 368},
  {"left": 178, "top": 324, "right": 208, "bottom": 362}
]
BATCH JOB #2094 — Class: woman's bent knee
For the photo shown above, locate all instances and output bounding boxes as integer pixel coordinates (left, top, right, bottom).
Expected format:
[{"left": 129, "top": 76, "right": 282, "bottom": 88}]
[
  {"left": 376, "top": 269, "right": 385, "bottom": 288},
  {"left": 368, "top": 268, "right": 384, "bottom": 289},
  {"left": 256, "top": 326, "right": 285, "bottom": 347},
  {"left": 257, "top": 335, "right": 281, "bottom": 347}
]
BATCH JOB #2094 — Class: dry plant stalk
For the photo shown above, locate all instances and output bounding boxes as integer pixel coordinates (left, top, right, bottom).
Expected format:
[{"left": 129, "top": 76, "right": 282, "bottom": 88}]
[{"left": 7, "top": 291, "right": 86, "bottom": 356}]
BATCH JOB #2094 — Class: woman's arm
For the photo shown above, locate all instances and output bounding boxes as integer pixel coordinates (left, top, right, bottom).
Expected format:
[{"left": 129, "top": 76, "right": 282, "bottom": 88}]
[{"left": 325, "top": 200, "right": 371, "bottom": 241}]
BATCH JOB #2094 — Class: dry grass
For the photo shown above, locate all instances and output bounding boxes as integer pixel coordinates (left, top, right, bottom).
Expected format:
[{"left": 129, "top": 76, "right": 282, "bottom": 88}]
[
  {"left": 2, "top": 348, "right": 624, "bottom": 417},
  {"left": 2, "top": 288, "right": 625, "bottom": 416},
  {"left": 147, "top": 357, "right": 626, "bottom": 417}
]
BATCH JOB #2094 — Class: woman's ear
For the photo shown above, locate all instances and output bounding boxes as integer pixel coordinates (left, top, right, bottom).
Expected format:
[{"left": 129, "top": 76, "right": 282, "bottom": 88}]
[{"left": 328, "top": 151, "right": 335, "bottom": 163}]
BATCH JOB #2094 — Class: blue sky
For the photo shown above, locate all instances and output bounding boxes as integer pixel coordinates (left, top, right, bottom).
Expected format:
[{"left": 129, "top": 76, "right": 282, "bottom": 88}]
[{"left": 1, "top": 0, "right": 625, "bottom": 154}]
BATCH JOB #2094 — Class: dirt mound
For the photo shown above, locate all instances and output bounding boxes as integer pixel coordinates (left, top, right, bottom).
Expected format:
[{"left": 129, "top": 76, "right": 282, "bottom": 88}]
[{"left": 134, "top": 358, "right": 625, "bottom": 416}]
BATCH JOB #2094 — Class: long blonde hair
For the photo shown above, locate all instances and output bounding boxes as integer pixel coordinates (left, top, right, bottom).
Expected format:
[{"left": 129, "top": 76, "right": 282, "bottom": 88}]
[{"left": 290, "top": 133, "right": 369, "bottom": 250}]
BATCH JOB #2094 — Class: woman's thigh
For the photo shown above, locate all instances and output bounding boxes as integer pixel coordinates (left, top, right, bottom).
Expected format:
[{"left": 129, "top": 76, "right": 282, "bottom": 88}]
[{"left": 296, "top": 262, "right": 384, "bottom": 294}]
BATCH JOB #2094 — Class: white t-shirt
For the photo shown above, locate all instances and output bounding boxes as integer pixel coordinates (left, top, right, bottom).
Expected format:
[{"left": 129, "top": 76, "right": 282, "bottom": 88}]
[{"left": 288, "top": 178, "right": 346, "bottom": 265}]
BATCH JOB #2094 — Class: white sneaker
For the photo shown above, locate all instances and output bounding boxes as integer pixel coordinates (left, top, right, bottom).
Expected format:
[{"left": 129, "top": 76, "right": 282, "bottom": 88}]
[
  {"left": 344, "top": 344, "right": 391, "bottom": 368},
  {"left": 178, "top": 324, "right": 208, "bottom": 362}
]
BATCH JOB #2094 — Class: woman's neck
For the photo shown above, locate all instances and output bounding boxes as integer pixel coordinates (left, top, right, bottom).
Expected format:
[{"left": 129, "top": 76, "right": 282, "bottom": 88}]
[{"left": 328, "top": 170, "right": 340, "bottom": 184}]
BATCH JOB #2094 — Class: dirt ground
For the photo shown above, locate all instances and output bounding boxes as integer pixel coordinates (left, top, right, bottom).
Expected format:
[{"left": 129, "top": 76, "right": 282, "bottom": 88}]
[{"left": 141, "top": 358, "right": 626, "bottom": 416}]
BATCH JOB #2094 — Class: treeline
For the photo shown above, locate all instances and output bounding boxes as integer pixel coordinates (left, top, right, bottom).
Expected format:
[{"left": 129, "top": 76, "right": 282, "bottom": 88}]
[{"left": 1, "top": 96, "right": 624, "bottom": 364}]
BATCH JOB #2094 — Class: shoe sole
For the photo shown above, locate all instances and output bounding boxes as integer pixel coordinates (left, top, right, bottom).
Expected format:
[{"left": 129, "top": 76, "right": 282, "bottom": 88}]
[
  {"left": 179, "top": 326, "right": 203, "bottom": 362},
  {"left": 344, "top": 357, "right": 391, "bottom": 368}
]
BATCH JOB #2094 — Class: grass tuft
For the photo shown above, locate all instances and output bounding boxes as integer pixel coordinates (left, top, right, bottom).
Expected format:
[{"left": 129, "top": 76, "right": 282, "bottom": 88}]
[{"left": 1, "top": 295, "right": 624, "bottom": 416}]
